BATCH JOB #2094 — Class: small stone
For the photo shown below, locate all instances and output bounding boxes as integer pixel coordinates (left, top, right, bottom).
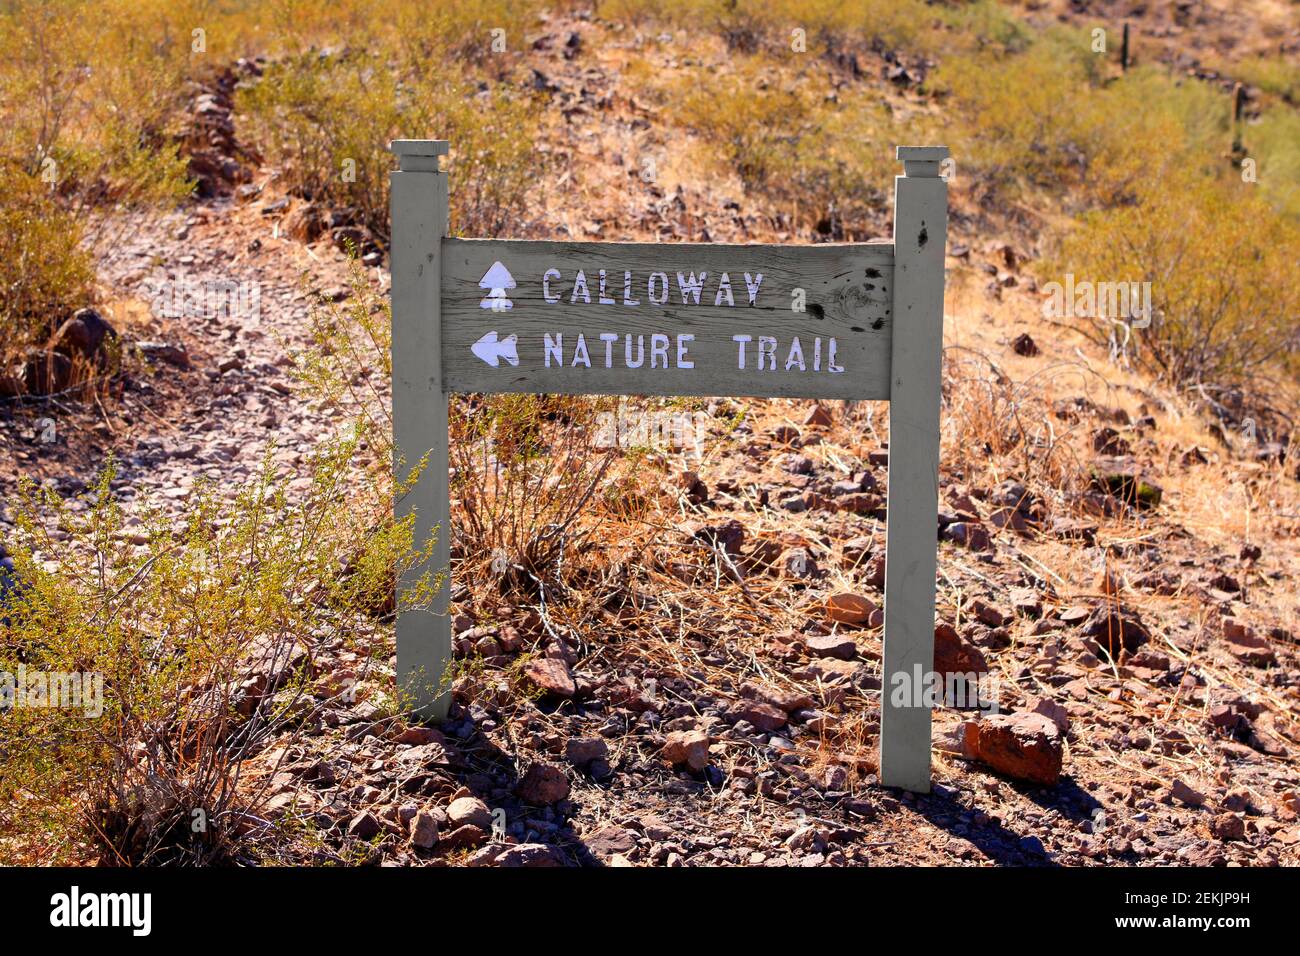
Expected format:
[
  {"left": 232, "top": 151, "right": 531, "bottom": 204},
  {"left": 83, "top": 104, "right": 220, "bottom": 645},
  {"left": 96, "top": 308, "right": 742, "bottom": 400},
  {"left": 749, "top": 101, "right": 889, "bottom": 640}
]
[
  {"left": 780, "top": 547, "right": 816, "bottom": 579},
  {"left": 964, "top": 712, "right": 1063, "bottom": 786},
  {"left": 586, "top": 825, "right": 638, "bottom": 858},
  {"left": 347, "top": 810, "right": 382, "bottom": 840},
  {"left": 944, "top": 521, "right": 992, "bottom": 551},
  {"left": 447, "top": 796, "right": 491, "bottom": 831},
  {"left": 1209, "top": 813, "right": 1246, "bottom": 842},
  {"left": 933, "top": 623, "right": 988, "bottom": 677},
  {"left": 661, "top": 730, "right": 711, "bottom": 771},
  {"left": 802, "top": 632, "right": 858, "bottom": 660},
  {"left": 728, "top": 700, "right": 787, "bottom": 732},
  {"left": 1007, "top": 587, "right": 1042, "bottom": 618},
  {"left": 1222, "top": 619, "right": 1275, "bottom": 666},
  {"left": 836, "top": 493, "right": 884, "bottom": 516},
  {"left": 440, "top": 824, "right": 488, "bottom": 849},
  {"left": 516, "top": 762, "right": 571, "bottom": 804},
  {"left": 1169, "top": 778, "right": 1208, "bottom": 808},
  {"left": 523, "top": 657, "right": 576, "bottom": 697},
  {"left": 825, "top": 592, "right": 876, "bottom": 626},
  {"left": 410, "top": 810, "right": 439, "bottom": 848},
  {"left": 803, "top": 404, "right": 833, "bottom": 428},
  {"left": 1027, "top": 696, "right": 1070, "bottom": 735},
  {"left": 494, "top": 843, "right": 565, "bottom": 867},
  {"left": 967, "top": 598, "right": 1009, "bottom": 629},
  {"left": 564, "top": 737, "right": 608, "bottom": 768}
]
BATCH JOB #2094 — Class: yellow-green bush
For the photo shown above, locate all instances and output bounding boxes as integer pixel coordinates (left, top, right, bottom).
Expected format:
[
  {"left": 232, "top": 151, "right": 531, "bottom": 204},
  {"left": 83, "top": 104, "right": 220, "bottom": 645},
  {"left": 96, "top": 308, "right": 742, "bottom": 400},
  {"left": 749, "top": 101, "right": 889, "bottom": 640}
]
[
  {"left": 1248, "top": 106, "right": 1300, "bottom": 219},
  {"left": 598, "top": 0, "right": 932, "bottom": 56},
  {"left": 0, "top": 433, "right": 432, "bottom": 863},
  {"left": 0, "top": 181, "right": 96, "bottom": 355},
  {"left": 1042, "top": 170, "right": 1300, "bottom": 385},
  {"left": 238, "top": 51, "right": 544, "bottom": 241},
  {"left": 0, "top": 0, "right": 193, "bottom": 362},
  {"left": 671, "top": 59, "right": 906, "bottom": 235}
]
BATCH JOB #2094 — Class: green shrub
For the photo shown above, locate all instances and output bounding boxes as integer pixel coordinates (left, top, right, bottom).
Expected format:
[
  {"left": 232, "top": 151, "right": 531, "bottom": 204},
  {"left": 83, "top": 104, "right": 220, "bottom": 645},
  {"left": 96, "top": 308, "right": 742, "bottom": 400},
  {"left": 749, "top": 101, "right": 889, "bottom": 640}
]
[
  {"left": 1041, "top": 170, "right": 1300, "bottom": 386},
  {"left": 0, "top": 0, "right": 192, "bottom": 363},
  {"left": 1249, "top": 106, "right": 1300, "bottom": 219},
  {"left": 0, "top": 431, "right": 433, "bottom": 863},
  {"left": 0, "top": 180, "right": 96, "bottom": 355},
  {"left": 238, "top": 52, "right": 544, "bottom": 241},
  {"left": 671, "top": 59, "right": 905, "bottom": 236}
]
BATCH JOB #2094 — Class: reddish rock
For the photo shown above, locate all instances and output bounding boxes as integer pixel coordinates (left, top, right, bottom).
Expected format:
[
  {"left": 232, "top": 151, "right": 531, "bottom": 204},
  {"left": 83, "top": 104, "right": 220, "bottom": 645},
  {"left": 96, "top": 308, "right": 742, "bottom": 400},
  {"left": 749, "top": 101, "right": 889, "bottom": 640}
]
[
  {"left": 447, "top": 796, "right": 491, "bottom": 831},
  {"left": 1209, "top": 813, "right": 1246, "bottom": 842},
  {"left": 1009, "top": 587, "right": 1043, "bottom": 618},
  {"left": 347, "top": 810, "right": 382, "bottom": 840},
  {"left": 1028, "top": 697, "right": 1070, "bottom": 735},
  {"left": 779, "top": 547, "right": 816, "bottom": 579},
  {"left": 744, "top": 682, "right": 815, "bottom": 713},
  {"left": 964, "top": 712, "right": 1063, "bottom": 786},
  {"left": 661, "top": 730, "right": 711, "bottom": 771},
  {"left": 394, "top": 725, "right": 447, "bottom": 746},
  {"left": 493, "top": 843, "right": 566, "bottom": 867},
  {"left": 862, "top": 553, "right": 886, "bottom": 588},
  {"left": 729, "top": 700, "right": 787, "bottom": 732},
  {"left": 516, "top": 762, "right": 571, "bottom": 804},
  {"left": 1222, "top": 619, "right": 1275, "bottom": 666},
  {"left": 564, "top": 736, "right": 609, "bottom": 767},
  {"left": 837, "top": 493, "right": 884, "bottom": 516},
  {"left": 801, "top": 632, "right": 858, "bottom": 660},
  {"left": 440, "top": 824, "right": 488, "bottom": 849},
  {"left": 1169, "top": 778, "right": 1208, "bottom": 808},
  {"left": 410, "top": 810, "right": 439, "bottom": 848},
  {"left": 523, "top": 657, "right": 576, "bottom": 697},
  {"left": 967, "top": 598, "right": 1009, "bottom": 628},
  {"left": 825, "top": 592, "right": 877, "bottom": 626},
  {"left": 933, "top": 623, "right": 988, "bottom": 676},
  {"left": 841, "top": 535, "right": 874, "bottom": 570},
  {"left": 585, "top": 825, "right": 638, "bottom": 858},
  {"left": 944, "top": 521, "right": 993, "bottom": 551},
  {"left": 804, "top": 404, "right": 833, "bottom": 428}
]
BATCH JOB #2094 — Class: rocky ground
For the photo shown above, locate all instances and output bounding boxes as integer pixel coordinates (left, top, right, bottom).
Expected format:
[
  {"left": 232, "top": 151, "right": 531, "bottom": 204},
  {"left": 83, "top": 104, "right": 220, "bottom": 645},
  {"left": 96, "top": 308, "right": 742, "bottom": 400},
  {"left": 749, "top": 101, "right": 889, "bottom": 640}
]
[{"left": 2, "top": 10, "right": 1298, "bottom": 867}]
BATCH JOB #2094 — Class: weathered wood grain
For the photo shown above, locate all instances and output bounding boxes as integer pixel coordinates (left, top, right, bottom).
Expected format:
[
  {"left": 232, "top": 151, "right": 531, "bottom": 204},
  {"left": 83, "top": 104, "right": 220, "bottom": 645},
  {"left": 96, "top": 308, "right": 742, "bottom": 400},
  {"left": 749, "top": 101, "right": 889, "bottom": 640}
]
[
  {"left": 441, "top": 238, "right": 894, "bottom": 401},
  {"left": 390, "top": 141, "right": 452, "bottom": 721},
  {"left": 880, "top": 146, "right": 949, "bottom": 793}
]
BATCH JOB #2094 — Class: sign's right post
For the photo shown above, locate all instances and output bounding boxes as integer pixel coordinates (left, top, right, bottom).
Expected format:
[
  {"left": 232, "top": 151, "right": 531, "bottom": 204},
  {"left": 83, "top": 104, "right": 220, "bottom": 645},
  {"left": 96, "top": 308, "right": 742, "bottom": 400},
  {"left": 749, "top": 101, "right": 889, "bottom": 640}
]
[{"left": 880, "top": 145, "right": 949, "bottom": 793}]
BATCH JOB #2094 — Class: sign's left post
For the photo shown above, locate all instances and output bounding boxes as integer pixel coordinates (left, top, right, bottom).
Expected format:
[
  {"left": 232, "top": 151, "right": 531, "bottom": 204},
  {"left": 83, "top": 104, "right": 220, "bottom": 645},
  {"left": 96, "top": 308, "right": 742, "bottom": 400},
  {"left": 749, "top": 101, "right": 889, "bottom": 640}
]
[{"left": 390, "top": 139, "right": 452, "bottom": 721}]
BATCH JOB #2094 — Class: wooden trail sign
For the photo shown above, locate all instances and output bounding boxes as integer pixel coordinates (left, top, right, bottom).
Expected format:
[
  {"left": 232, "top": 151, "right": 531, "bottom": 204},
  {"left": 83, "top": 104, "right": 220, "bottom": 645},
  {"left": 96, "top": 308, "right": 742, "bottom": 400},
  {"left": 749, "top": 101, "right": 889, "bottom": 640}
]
[{"left": 390, "top": 140, "right": 948, "bottom": 793}]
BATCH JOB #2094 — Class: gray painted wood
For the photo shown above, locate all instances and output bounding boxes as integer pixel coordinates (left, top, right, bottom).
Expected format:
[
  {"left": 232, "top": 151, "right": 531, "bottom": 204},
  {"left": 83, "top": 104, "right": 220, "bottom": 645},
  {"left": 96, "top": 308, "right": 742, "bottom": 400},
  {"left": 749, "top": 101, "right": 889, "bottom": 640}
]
[
  {"left": 441, "top": 239, "right": 894, "bottom": 401},
  {"left": 880, "top": 146, "right": 949, "bottom": 793},
  {"left": 389, "top": 140, "right": 948, "bottom": 795},
  {"left": 390, "top": 140, "right": 452, "bottom": 721}
]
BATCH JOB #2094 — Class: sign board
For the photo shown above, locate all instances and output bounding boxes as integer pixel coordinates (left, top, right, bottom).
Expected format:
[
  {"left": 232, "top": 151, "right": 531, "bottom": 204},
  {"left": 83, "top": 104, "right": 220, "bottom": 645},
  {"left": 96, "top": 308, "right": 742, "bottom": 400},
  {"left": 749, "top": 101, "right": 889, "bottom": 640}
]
[{"left": 390, "top": 139, "right": 948, "bottom": 793}]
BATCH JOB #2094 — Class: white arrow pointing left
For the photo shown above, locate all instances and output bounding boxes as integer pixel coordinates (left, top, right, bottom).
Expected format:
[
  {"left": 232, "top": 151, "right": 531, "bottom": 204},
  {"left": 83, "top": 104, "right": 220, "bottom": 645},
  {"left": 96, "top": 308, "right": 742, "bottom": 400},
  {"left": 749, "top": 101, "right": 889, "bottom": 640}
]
[{"left": 471, "top": 330, "right": 520, "bottom": 368}]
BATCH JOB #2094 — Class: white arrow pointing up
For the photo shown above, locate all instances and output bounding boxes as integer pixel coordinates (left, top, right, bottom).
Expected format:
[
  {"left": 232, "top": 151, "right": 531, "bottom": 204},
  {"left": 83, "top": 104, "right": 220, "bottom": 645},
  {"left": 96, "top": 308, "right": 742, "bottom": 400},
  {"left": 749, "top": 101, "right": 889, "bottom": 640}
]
[{"left": 471, "top": 330, "right": 519, "bottom": 368}]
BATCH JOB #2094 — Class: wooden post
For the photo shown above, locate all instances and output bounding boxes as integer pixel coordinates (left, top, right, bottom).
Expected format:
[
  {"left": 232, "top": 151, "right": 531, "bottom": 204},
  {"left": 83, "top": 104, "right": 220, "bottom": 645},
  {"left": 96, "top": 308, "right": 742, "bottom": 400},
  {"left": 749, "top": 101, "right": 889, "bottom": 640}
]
[
  {"left": 390, "top": 139, "right": 452, "bottom": 721},
  {"left": 880, "top": 146, "right": 948, "bottom": 793},
  {"left": 1120, "top": 23, "right": 1130, "bottom": 72}
]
